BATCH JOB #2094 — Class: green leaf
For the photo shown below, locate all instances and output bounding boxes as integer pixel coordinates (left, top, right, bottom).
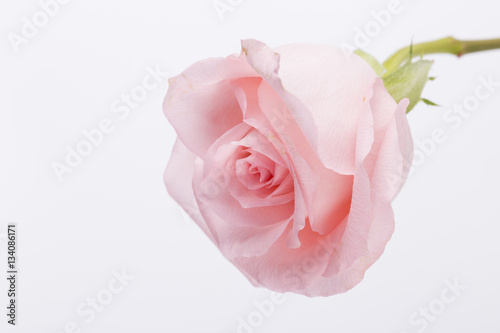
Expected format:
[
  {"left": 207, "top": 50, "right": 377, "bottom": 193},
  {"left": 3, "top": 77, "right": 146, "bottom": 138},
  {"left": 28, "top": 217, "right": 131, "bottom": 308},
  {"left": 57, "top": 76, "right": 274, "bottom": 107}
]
[
  {"left": 382, "top": 60, "right": 433, "bottom": 112},
  {"left": 354, "top": 49, "right": 386, "bottom": 77}
]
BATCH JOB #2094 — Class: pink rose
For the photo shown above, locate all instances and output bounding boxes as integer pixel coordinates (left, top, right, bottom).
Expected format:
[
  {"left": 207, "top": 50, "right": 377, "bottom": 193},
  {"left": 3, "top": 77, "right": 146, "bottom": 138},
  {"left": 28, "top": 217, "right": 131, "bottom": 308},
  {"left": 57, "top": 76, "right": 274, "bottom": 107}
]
[{"left": 163, "top": 39, "right": 413, "bottom": 297}]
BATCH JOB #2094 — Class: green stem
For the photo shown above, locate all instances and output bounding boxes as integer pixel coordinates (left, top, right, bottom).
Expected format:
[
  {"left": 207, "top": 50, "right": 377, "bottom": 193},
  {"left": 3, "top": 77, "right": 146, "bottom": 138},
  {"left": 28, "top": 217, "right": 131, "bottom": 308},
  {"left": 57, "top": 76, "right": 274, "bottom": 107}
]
[{"left": 383, "top": 36, "right": 500, "bottom": 74}]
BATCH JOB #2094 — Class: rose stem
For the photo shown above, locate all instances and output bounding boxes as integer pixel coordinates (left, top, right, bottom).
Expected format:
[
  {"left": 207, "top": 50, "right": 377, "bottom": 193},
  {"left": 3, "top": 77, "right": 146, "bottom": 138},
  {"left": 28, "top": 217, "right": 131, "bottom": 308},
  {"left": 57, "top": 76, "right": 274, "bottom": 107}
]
[{"left": 383, "top": 37, "right": 500, "bottom": 74}]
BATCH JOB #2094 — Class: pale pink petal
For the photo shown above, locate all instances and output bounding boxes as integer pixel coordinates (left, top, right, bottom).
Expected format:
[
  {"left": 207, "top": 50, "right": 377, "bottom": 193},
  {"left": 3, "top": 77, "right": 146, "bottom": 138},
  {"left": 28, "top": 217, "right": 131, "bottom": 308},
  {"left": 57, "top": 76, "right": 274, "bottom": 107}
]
[
  {"left": 164, "top": 139, "right": 215, "bottom": 242},
  {"left": 193, "top": 158, "right": 292, "bottom": 259},
  {"left": 164, "top": 56, "right": 258, "bottom": 158},
  {"left": 273, "top": 42, "right": 379, "bottom": 174},
  {"left": 394, "top": 99, "right": 414, "bottom": 195},
  {"left": 255, "top": 79, "right": 355, "bottom": 238},
  {"left": 231, "top": 221, "right": 345, "bottom": 294},
  {"left": 323, "top": 86, "right": 375, "bottom": 277}
]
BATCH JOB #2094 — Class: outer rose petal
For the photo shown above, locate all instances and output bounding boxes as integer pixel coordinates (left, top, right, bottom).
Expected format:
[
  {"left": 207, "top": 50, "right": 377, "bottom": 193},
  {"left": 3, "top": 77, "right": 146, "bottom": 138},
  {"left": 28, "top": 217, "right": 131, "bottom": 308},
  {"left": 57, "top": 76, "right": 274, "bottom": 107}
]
[
  {"left": 164, "top": 139, "right": 215, "bottom": 242},
  {"left": 273, "top": 42, "right": 380, "bottom": 174},
  {"left": 164, "top": 56, "right": 258, "bottom": 158}
]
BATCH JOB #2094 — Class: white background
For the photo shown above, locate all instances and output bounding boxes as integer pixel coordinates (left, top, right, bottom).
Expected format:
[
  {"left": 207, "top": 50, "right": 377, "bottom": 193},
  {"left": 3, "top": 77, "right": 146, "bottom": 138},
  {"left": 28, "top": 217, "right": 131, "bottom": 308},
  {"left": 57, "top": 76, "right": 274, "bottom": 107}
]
[{"left": 1, "top": 0, "right": 499, "bottom": 332}]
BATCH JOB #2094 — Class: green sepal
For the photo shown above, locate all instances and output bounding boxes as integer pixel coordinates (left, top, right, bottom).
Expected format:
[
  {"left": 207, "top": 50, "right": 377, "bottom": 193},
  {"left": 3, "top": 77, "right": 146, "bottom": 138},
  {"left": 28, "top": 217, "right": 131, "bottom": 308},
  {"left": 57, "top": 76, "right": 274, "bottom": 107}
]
[
  {"left": 382, "top": 60, "right": 433, "bottom": 112},
  {"left": 421, "top": 98, "right": 439, "bottom": 106}
]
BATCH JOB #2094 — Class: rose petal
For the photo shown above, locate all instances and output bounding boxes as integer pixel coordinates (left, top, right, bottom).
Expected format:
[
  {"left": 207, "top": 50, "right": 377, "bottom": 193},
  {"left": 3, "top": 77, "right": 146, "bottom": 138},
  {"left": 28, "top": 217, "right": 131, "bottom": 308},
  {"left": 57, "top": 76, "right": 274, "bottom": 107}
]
[
  {"left": 164, "top": 139, "right": 215, "bottom": 242},
  {"left": 164, "top": 56, "right": 258, "bottom": 158},
  {"left": 273, "top": 42, "right": 379, "bottom": 174}
]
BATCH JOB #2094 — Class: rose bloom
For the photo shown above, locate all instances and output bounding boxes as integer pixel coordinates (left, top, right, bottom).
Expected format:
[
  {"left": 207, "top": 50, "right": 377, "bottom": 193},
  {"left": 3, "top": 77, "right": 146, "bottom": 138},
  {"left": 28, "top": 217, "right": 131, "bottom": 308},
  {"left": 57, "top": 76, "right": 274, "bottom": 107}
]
[{"left": 163, "top": 39, "right": 413, "bottom": 297}]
